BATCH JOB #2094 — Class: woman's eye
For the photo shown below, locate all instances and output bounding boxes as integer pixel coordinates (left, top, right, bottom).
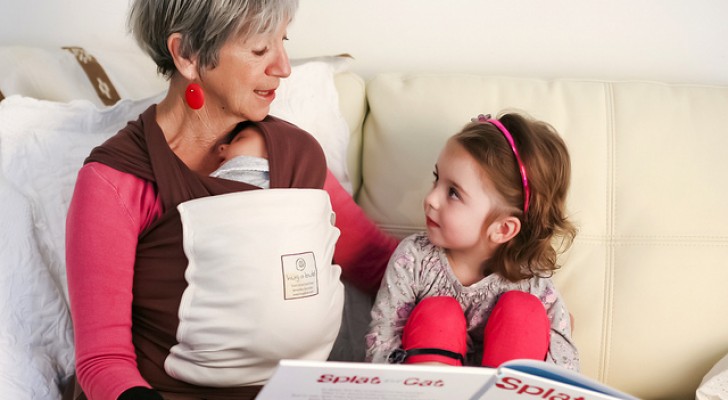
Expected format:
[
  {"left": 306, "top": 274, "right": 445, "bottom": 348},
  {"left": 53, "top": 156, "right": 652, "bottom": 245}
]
[{"left": 252, "top": 47, "right": 268, "bottom": 56}]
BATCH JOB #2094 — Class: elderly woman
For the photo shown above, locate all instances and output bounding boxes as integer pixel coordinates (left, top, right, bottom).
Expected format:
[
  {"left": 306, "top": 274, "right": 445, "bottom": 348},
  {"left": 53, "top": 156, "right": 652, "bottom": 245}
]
[{"left": 63, "top": 1, "right": 397, "bottom": 399}]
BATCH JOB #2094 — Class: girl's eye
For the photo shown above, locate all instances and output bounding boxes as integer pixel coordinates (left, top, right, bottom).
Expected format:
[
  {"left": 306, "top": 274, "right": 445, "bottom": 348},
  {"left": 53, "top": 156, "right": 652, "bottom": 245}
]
[
  {"left": 448, "top": 186, "right": 460, "bottom": 200},
  {"left": 432, "top": 171, "right": 439, "bottom": 182}
]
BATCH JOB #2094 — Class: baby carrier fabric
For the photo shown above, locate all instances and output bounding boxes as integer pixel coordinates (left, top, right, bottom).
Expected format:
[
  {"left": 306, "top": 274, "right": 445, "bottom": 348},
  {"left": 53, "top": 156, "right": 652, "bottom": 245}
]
[{"left": 168, "top": 189, "right": 344, "bottom": 386}]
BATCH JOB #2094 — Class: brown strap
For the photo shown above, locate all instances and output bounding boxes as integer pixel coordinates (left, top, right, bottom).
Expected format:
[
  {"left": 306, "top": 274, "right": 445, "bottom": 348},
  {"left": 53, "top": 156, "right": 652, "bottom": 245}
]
[{"left": 62, "top": 46, "right": 121, "bottom": 106}]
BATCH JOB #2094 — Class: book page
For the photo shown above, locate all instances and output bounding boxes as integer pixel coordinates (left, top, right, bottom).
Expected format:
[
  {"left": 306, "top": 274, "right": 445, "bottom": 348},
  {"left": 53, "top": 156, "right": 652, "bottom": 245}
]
[{"left": 256, "top": 360, "right": 496, "bottom": 400}]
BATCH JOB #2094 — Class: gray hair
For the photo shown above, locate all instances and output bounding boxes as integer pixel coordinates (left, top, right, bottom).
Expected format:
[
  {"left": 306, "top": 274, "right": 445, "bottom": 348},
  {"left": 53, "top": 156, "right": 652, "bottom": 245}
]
[{"left": 128, "top": 0, "right": 299, "bottom": 78}]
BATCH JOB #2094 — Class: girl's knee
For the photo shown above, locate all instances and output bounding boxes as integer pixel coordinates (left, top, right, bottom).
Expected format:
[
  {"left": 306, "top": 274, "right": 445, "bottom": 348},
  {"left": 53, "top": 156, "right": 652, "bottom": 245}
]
[
  {"left": 401, "top": 296, "right": 467, "bottom": 366},
  {"left": 410, "top": 296, "right": 465, "bottom": 325},
  {"left": 496, "top": 291, "right": 544, "bottom": 312},
  {"left": 482, "top": 291, "right": 550, "bottom": 367}
]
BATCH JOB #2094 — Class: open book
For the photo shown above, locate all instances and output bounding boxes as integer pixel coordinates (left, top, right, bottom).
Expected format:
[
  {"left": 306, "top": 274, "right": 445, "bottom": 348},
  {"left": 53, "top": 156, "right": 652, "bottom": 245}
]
[{"left": 255, "top": 359, "right": 638, "bottom": 400}]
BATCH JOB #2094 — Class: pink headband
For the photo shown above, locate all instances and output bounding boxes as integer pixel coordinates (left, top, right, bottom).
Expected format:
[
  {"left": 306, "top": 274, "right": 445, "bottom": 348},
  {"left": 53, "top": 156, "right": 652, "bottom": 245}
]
[{"left": 473, "top": 114, "right": 531, "bottom": 214}]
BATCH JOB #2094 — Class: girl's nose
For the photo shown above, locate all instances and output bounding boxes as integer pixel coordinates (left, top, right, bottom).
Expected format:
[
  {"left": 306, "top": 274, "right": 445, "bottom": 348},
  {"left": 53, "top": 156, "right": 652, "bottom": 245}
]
[{"left": 424, "top": 189, "right": 438, "bottom": 211}]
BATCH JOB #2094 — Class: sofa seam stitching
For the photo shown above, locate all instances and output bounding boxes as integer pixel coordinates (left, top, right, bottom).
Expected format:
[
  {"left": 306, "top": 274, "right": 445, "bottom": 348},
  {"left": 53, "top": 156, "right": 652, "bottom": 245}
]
[{"left": 601, "top": 82, "right": 616, "bottom": 384}]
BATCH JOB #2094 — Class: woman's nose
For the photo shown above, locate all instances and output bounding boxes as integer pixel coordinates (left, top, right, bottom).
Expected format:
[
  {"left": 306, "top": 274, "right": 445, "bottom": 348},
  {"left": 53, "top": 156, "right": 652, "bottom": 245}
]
[{"left": 268, "top": 45, "right": 291, "bottom": 78}]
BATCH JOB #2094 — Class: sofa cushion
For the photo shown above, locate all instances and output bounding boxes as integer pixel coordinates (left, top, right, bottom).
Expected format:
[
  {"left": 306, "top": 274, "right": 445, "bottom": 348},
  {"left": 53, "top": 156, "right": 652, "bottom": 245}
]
[{"left": 358, "top": 73, "right": 728, "bottom": 399}]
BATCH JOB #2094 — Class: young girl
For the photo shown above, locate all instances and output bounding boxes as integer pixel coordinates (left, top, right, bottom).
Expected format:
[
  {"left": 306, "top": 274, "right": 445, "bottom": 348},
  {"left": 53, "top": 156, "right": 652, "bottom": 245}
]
[{"left": 365, "top": 112, "right": 579, "bottom": 370}]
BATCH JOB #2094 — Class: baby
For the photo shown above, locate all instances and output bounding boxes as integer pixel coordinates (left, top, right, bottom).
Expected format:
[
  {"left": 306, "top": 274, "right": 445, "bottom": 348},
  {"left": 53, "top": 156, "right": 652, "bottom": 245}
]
[{"left": 211, "top": 125, "right": 269, "bottom": 188}]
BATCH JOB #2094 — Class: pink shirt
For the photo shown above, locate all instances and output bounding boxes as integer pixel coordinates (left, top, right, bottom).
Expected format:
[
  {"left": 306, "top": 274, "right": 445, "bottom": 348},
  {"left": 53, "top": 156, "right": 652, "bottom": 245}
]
[{"left": 66, "top": 162, "right": 397, "bottom": 399}]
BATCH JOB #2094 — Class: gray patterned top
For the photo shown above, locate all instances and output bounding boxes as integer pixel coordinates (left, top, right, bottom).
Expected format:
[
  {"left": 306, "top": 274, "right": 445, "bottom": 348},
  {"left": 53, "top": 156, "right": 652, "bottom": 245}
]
[{"left": 365, "top": 232, "right": 579, "bottom": 371}]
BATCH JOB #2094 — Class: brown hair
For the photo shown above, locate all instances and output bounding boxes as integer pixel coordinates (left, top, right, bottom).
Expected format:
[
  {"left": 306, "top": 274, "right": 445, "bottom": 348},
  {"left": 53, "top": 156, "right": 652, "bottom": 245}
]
[{"left": 453, "top": 112, "right": 577, "bottom": 281}]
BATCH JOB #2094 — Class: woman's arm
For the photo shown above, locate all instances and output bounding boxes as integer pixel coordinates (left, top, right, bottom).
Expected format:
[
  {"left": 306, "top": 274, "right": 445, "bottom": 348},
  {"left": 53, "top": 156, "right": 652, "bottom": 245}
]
[
  {"left": 66, "top": 163, "right": 160, "bottom": 400},
  {"left": 324, "top": 170, "right": 399, "bottom": 295}
]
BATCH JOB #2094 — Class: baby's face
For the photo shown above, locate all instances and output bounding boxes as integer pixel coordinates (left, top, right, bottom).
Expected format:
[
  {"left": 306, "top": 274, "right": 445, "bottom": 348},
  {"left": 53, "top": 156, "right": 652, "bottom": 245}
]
[{"left": 218, "top": 126, "right": 268, "bottom": 162}]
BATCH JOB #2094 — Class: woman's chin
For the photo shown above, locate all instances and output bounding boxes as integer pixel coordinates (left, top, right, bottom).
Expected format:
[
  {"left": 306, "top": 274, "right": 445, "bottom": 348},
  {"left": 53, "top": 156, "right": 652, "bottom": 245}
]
[{"left": 245, "top": 108, "right": 271, "bottom": 122}]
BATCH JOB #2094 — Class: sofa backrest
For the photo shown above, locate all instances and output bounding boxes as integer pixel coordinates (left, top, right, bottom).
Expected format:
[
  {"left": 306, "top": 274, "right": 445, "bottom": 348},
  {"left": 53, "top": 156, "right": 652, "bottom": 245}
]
[{"left": 340, "top": 72, "right": 728, "bottom": 399}]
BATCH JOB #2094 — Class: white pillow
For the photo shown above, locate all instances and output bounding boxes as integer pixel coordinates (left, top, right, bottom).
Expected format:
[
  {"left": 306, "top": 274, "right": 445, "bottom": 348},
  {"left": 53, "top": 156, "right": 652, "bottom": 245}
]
[
  {"left": 0, "top": 45, "right": 354, "bottom": 193},
  {"left": 0, "top": 174, "right": 75, "bottom": 400},
  {"left": 0, "top": 54, "right": 353, "bottom": 399},
  {"left": 697, "top": 353, "right": 728, "bottom": 400},
  {"left": 0, "top": 45, "right": 167, "bottom": 106},
  {"left": 271, "top": 55, "right": 354, "bottom": 193},
  {"left": 0, "top": 96, "right": 161, "bottom": 400}
]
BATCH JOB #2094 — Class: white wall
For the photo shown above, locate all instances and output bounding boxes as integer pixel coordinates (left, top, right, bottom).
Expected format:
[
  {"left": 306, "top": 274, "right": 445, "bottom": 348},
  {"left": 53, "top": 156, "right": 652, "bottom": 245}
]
[{"left": 1, "top": 0, "right": 727, "bottom": 84}]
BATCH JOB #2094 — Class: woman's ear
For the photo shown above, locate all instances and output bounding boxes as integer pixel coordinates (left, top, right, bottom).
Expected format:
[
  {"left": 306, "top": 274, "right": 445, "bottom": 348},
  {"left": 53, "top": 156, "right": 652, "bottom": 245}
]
[
  {"left": 489, "top": 216, "right": 521, "bottom": 244},
  {"left": 167, "top": 32, "right": 199, "bottom": 81}
]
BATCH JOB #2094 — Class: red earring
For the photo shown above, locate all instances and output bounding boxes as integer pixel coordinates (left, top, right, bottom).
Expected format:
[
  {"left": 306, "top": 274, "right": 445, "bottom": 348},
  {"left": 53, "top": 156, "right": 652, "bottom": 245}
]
[{"left": 185, "top": 83, "right": 204, "bottom": 110}]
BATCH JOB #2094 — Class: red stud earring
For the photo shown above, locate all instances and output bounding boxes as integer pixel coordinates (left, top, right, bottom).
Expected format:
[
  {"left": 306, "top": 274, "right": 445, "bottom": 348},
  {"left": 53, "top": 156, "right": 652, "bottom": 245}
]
[{"left": 185, "top": 83, "right": 204, "bottom": 110}]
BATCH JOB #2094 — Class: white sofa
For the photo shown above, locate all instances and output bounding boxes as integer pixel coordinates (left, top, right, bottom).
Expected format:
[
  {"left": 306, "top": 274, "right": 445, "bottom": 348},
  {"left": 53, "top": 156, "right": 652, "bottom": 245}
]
[
  {"left": 334, "top": 71, "right": 728, "bottom": 400},
  {"left": 1, "top": 47, "right": 727, "bottom": 400}
]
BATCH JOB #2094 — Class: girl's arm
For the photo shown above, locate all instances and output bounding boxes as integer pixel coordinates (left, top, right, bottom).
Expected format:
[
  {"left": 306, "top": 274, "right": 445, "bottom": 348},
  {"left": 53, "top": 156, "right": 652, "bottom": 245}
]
[
  {"left": 543, "top": 286, "right": 580, "bottom": 371},
  {"left": 324, "top": 170, "right": 399, "bottom": 295},
  {"left": 364, "top": 238, "right": 419, "bottom": 363},
  {"left": 66, "top": 163, "right": 160, "bottom": 400}
]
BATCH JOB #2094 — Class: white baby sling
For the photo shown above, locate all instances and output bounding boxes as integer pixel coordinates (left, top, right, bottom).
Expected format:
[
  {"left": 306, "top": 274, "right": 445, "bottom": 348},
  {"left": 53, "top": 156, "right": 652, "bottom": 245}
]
[{"left": 165, "top": 189, "right": 344, "bottom": 386}]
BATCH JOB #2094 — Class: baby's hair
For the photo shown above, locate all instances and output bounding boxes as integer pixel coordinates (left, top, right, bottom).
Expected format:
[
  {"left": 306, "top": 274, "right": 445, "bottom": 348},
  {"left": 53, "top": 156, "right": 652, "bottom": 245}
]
[{"left": 453, "top": 112, "right": 577, "bottom": 281}]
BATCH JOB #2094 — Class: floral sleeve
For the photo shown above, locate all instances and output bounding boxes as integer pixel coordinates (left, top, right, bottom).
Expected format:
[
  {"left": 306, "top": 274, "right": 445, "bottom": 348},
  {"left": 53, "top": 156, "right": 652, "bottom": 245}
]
[
  {"left": 541, "top": 284, "right": 580, "bottom": 371},
  {"left": 364, "top": 237, "right": 420, "bottom": 363}
]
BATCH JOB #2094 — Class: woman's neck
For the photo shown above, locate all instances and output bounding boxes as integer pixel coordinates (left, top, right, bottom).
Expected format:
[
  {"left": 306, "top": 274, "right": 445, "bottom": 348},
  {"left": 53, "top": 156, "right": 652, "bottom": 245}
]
[{"left": 155, "top": 86, "right": 241, "bottom": 175}]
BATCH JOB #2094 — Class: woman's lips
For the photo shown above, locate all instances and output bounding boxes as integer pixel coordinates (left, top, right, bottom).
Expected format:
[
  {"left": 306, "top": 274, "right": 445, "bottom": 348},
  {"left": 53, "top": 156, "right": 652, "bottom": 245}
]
[{"left": 255, "top": 89, "right": 276, "bottom": 101}]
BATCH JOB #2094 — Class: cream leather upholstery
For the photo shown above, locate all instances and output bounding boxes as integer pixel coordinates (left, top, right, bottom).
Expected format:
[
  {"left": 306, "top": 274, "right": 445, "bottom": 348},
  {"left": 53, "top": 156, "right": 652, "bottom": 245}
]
[{"left": 336, "top": 72, "right": 728, "bottom": 399}]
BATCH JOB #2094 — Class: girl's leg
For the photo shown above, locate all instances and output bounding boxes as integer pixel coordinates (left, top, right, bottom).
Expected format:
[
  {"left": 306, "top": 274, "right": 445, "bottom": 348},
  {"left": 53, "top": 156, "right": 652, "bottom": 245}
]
[
  {"left": 401, "top": 296, "right": 467, "bottom": 366},
  {"left": 481, "top": 291, "right": 550, "bottom": 367}
]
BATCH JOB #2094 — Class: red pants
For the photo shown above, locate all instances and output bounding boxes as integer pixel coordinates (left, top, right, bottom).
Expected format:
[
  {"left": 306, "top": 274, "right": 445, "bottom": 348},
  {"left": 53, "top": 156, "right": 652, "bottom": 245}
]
[{"left": 401, "top": 291, "right": 550, "bottom": 367}]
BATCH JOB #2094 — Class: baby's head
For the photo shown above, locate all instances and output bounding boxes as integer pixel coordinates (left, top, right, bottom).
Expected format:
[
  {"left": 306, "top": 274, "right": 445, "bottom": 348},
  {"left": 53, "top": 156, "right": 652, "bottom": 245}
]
[{"left": 218, "top": 125, "right": 268, "bottom": 164}]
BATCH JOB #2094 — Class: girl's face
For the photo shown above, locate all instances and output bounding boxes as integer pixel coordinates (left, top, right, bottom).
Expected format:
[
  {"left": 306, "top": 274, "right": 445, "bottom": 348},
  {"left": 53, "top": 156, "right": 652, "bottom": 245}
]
[
  {"left": 200, "top": 22, "right": 291, "bottom": 122},
  {"left": 423, "top": 139, "right": 504, "bottom": 253}
]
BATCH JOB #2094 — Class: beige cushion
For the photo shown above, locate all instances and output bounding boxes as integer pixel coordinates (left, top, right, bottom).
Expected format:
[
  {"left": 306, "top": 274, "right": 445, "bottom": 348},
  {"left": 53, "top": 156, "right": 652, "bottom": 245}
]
[
  {"left": 0, "top": 45, "right": 166, "bottom": 105},
  {"left": 358, "top": 73, "right": 728, "bottom": 399}
]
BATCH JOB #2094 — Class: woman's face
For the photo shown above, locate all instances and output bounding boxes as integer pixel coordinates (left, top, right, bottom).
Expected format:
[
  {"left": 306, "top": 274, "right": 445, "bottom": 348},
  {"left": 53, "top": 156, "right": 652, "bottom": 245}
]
[{"left": 201, "top": 22, "right": 291, "bottom": 122}]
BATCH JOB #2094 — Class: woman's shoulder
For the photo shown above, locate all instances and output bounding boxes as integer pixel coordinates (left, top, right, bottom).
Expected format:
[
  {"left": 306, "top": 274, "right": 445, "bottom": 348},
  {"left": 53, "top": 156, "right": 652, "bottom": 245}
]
[
  {"left": 80, "top": 162, "right": 151, "bottom": 187},
  {"left": 76, "top": 162, "right": 161, "bottom": 229}
]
